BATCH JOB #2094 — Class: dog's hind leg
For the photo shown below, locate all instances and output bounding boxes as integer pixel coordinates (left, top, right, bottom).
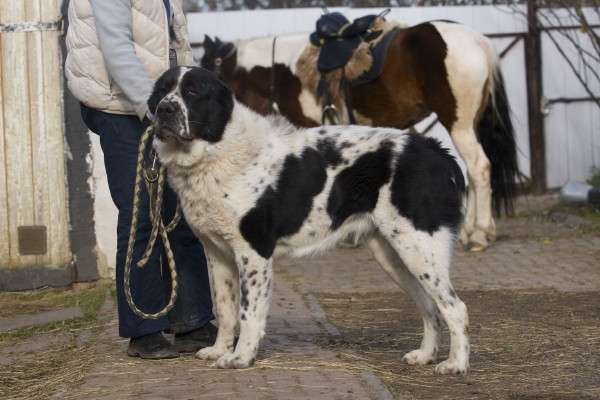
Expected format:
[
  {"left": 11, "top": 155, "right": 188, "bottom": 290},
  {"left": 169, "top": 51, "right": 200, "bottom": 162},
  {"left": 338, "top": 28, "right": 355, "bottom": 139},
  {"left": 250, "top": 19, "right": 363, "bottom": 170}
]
[
  {"left": 367, "top": 233, "right": 442, "bottom": 365},
  {"left": 196, "top": 242, "right": 239, "bottom": 361},
  {"left": 381, "top": 226, "right": 470, "bottom": 375},
  {"left": 215, "top": 248, "right": 273, "bottom": 369}
]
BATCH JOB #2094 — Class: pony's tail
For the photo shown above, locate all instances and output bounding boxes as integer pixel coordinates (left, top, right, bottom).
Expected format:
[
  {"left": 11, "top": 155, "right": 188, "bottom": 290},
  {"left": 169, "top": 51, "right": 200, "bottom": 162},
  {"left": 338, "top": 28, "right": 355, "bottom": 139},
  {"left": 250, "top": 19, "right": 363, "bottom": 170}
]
[{"left": 477, "top": 63, "right": 520, "bottom": 216}]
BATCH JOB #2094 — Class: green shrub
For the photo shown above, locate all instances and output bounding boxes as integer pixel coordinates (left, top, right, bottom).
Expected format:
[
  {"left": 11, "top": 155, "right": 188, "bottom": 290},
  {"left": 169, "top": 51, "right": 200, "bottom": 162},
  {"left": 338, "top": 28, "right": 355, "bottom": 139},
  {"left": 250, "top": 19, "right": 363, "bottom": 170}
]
[{"left": 589, "top": 167, "right": 600, "bottom": 188}]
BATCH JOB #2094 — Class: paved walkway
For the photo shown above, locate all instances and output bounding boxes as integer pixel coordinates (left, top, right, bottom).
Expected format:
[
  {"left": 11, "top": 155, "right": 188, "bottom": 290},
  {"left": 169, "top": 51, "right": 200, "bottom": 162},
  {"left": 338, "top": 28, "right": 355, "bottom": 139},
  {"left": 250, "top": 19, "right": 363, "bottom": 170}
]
[
  {"left": 52, "top": 206, "right": 600, "bottom": 399},
  {"left": 51, "top": 277, "right": 395, "bottom": 400}
]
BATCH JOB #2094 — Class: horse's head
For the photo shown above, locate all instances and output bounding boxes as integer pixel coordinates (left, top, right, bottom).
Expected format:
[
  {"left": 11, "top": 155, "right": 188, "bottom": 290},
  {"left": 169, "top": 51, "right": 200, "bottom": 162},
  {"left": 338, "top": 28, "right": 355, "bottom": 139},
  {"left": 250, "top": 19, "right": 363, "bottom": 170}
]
[{"left": 201, "top": 35, "right": 237, "bottom": 78}]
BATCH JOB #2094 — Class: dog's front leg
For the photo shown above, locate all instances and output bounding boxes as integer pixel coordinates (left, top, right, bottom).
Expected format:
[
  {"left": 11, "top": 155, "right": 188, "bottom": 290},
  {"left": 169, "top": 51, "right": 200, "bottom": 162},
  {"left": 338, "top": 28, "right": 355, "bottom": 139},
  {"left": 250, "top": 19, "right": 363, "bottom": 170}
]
[
  {"left": 216, "top": 250, "right": 273, "bottom": 369},
  {"left": 196, "top": 242, "right": 239, "bottom": 361}
]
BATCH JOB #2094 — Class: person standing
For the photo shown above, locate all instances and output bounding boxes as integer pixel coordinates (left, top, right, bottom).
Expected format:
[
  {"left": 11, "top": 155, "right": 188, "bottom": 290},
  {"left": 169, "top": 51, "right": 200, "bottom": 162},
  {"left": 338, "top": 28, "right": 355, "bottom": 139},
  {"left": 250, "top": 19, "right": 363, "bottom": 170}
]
[{"left": 65, "top": 0, "right": 215, "bottom": 359}]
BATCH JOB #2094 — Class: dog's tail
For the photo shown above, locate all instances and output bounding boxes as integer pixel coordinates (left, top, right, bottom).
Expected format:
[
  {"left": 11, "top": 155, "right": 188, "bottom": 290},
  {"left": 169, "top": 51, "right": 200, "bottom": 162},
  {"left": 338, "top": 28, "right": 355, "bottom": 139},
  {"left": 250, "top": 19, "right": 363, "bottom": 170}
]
[{"left": 477, "top": 39, "right": 520, "bottom": 216}]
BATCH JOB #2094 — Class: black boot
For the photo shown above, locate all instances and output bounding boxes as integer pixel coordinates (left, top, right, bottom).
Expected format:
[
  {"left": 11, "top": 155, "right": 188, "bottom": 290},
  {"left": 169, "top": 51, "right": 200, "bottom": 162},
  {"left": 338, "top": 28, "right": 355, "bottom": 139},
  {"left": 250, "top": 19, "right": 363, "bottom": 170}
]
[
  {"left": 174, "top": 322, "right": 218, "bottom": 353},
  {"left": 127, "top": 332, "right": 178, "bottom": 359}
]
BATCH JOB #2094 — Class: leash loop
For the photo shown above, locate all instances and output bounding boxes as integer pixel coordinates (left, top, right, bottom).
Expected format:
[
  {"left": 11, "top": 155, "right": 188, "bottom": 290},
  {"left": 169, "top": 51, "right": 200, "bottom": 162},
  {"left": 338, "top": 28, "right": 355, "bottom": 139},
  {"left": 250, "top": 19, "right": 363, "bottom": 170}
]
[{"left": 123, "top": 126, "right": 181, "bottom": 320}]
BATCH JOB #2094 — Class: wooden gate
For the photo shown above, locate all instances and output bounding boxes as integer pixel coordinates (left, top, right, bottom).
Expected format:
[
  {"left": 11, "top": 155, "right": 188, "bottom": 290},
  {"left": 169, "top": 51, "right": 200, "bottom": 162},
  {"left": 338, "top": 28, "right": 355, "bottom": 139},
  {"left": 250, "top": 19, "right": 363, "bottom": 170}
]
[{"left": 0, "top": 0, "right": 72, "bottom": 285}]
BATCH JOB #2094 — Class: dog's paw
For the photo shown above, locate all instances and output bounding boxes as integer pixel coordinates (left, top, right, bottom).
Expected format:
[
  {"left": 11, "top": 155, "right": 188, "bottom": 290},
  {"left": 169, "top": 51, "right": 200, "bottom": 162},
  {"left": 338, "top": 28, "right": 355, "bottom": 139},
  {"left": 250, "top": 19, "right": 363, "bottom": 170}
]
[
  {"left": 196, "top": 345, "right": 228, "bottom": 361},
  {"left": 434, "top": 359, "right": 468, "bottom": 376},
  {"left": 402, "top": 349, "right": 436, "bottom": 365},
  {"left": 215, "top": 352, "right": 254, "bottom": 369}
]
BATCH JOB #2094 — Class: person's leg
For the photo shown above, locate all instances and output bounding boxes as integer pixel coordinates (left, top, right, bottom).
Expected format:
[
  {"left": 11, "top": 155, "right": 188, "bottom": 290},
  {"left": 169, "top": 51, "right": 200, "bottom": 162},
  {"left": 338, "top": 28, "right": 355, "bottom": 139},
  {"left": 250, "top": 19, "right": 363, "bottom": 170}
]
[
  {"left": 161, "top": 183, "right": 215, "bottom": 340},
  {"left": 80, "top": 106, "right": 172, "bottom": 342}
]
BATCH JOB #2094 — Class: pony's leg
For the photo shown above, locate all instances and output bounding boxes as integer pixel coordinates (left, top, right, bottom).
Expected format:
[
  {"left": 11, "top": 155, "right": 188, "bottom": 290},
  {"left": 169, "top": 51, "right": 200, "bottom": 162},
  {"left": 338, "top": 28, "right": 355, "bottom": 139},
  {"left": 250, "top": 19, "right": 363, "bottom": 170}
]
[
  {"left": 377, "top": 224, "right": 470, "bottom": 375},
  {"left": 452, "top": 127, "right": 495, "bottom": 250},
  {"left": 367, "top": 233, "right": 442, "bottom": 365},
  {"left": 459, "top": 185, "right": 476, "bottom": 247}
]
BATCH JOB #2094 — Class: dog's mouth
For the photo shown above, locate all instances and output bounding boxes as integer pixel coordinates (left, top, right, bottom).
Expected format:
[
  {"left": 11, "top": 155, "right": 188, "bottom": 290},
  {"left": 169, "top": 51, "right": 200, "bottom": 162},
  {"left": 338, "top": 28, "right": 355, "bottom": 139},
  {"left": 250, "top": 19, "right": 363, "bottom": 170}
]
[{"left": 155, "top": 124, "right": 193, "bottom": 144}]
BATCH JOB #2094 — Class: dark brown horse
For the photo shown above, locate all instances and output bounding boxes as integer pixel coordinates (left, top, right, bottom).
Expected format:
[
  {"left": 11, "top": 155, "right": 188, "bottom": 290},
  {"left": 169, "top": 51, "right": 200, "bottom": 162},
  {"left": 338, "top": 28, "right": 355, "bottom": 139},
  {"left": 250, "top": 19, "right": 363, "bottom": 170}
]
[{"left": 202, "top": 20, "right": 518, "bottom": 251}]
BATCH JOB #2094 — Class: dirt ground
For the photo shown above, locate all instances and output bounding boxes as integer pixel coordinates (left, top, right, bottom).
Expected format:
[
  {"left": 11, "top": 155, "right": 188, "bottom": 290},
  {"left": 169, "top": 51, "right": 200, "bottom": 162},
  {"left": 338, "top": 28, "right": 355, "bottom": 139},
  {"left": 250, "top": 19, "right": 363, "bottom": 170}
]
[
  {"left": 1, "top": 195, "right": 599, "bottom": 400},
  {"left": 316, "top": 290, "right": 600, "bottom": 400}
]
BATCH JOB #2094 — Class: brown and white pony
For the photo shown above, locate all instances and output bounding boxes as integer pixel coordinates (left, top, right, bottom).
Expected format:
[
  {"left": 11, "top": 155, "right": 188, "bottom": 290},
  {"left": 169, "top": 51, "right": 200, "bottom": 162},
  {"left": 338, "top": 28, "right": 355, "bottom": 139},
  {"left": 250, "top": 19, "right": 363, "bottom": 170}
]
[{"left": 202, "top": 21, "right": 519, "bottom": 251}]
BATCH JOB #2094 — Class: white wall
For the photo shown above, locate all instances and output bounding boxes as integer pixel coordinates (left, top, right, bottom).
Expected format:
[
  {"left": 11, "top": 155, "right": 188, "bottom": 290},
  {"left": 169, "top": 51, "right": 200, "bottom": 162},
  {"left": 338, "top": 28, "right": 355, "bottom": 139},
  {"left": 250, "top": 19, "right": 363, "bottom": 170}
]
[{"left": 539, "top": 8, "right": 600, "bottom": 188}]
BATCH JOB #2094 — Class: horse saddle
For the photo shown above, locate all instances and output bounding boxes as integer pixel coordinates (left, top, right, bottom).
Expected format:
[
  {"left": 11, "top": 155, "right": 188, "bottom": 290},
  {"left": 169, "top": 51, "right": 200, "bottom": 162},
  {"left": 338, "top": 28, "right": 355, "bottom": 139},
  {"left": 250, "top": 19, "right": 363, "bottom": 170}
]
[
  {"left": 310, "top": 12, "right": 382, "bottom": 73},
  {"left": 309, "top": 12, "right": 399, "bottom": 85}
]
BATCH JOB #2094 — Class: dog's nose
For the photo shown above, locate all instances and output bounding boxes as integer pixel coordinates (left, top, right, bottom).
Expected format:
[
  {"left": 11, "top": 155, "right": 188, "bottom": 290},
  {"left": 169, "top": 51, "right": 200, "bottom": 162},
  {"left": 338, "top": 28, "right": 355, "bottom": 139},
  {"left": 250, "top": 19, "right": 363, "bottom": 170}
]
[{"left": 157, "top": 102, "right": 176, "bottom": 117}]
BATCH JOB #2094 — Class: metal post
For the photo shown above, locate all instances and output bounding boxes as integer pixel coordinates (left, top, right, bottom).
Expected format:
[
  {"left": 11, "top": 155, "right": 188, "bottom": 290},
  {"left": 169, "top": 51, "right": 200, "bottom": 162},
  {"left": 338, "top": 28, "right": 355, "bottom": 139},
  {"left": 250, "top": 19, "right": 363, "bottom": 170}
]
[{"left": 525, "top": 0, "right": 547, "bottom": 193}]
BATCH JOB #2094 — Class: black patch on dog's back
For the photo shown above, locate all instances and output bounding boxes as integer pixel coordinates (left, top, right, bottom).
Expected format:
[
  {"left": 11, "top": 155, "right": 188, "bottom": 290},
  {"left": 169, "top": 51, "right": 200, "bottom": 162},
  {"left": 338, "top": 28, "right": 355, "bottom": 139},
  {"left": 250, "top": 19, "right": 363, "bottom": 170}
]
[
  {"left": 327, "top": 146, "right": 393, "bottom": 229},
  {"left": 391, "top": 135, "right": 465, "bottom": 234},
  {"left": 316, "top": 138, "right": 343, "bottom": 167},
  {"left": 240, "top": 148, "right": 327, "bottom": 258}
]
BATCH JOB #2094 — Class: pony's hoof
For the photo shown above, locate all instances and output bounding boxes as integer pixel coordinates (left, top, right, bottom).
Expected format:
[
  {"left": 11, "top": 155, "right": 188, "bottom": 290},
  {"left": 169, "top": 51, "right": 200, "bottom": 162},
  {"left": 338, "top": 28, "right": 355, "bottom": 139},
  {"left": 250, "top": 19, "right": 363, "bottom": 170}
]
[
  {"left": 465, "top": 231, "right": 489, "bottom": 252},
  {"left": 466, "top": 242, "right": 487, "bottom": 252}
]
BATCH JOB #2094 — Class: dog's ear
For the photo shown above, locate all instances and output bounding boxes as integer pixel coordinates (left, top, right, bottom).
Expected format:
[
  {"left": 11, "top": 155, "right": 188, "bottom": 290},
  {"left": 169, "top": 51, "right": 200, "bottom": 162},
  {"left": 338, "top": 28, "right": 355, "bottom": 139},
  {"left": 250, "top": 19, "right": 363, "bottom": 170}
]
[
  {"left": 147, "top": 80, "right": 162, "bottom": 116},
  {"left": 183, "top": 69, "right": 234, "bottom": 143}
]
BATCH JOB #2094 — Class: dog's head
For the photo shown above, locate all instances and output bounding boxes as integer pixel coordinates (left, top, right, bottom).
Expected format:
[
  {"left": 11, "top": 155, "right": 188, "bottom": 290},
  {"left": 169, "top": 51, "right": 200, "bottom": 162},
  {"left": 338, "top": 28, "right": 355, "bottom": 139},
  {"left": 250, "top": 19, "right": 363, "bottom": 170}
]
[{"left": 148, "top": 66, "right": 234, "bottom": 146}]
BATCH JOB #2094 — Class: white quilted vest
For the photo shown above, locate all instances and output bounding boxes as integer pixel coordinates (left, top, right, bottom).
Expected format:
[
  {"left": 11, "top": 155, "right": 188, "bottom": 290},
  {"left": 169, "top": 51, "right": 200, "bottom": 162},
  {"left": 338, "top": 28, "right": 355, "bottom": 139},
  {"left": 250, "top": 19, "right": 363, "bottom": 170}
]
[{"left": 65, "top": 0, "right": 193, "bottom": 116}]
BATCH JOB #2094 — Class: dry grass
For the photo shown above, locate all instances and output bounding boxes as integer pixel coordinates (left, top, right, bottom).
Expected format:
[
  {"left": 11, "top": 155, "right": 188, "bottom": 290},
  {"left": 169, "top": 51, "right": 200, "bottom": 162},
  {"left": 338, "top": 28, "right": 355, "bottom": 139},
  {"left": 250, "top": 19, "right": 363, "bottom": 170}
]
[
  {"left": 0, "top": 341, "right": 98, "bottom": 400},
  {"left": 314, "top": 290, "right": 600, "bottom": 400},
  {"left": 0, "top": 280, "right": 113, "bottom": 319},
  {"left": 0, "top": 282, "right": 112, "bottom": 400},
  {"left": 0, "top": 282, "right": 111, "bottom": 344}
]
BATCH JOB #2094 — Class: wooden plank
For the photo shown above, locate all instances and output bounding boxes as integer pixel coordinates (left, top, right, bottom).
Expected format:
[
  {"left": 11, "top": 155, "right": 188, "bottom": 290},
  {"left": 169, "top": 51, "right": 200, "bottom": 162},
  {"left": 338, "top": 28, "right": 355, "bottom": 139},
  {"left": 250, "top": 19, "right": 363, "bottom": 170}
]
[
  {"left": 0, "top": 0, "right": 37, "bottom": 268},
  {"left": 40, "top": 0, "right": 71, "bottom": 266},
  {"left": 525, "top": 1, "right": 547, "bottom": 193},
  {"left": 25, "top": 0, "right": 48, "bottom": 267},
  {"left": 0, "top": 28, "right": 11, "bottom": 266}
]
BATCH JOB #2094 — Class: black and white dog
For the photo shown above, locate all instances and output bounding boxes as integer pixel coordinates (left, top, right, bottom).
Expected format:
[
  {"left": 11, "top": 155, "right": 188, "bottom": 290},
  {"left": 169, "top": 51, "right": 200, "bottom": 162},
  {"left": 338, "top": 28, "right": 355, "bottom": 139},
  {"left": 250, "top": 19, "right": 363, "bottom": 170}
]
[{"left": 149, "top": 67, "right": 470, "bottom": 375}]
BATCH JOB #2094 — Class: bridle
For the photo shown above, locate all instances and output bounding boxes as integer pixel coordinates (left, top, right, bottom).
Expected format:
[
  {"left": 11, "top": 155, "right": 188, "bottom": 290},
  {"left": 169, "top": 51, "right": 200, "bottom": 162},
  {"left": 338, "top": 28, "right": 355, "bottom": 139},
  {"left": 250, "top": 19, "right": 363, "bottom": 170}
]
[{"left": 212, "top": 43, "right": 236, "bottom": 78}]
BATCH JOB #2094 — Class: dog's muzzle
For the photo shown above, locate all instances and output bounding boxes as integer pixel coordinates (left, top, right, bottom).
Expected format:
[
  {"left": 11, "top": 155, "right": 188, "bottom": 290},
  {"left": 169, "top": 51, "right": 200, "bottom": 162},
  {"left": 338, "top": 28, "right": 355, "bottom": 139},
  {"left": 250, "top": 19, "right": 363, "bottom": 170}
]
[{"left": 155, "top": 101, "right": 191, "bottom": 142}]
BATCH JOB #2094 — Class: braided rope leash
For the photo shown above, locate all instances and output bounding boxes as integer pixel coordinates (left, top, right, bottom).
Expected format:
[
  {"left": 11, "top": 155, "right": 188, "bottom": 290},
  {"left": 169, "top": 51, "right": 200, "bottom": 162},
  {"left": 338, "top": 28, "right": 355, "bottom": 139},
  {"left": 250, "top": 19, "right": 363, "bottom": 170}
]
[{"left": 123, "top": 126, "right": 182, "bottom": 319}]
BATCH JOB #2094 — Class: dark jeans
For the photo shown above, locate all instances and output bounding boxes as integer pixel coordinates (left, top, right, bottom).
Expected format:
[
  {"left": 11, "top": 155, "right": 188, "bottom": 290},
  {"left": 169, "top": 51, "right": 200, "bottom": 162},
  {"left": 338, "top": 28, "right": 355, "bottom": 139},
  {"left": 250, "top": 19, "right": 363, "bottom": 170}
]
[{"left": 81, "top": 105, "right": 214, "bottom": 338}]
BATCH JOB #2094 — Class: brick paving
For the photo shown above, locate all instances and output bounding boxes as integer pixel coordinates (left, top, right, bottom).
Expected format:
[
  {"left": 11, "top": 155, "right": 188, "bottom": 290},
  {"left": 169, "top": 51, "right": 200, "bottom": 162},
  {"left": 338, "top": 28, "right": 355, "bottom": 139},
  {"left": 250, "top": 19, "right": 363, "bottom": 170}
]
[
  {"left": 52, "top": 277, "right": 397, "bottom": 400},
  {"left": 283, "top": 216, "right": 600, "bottom": 294},
  {"left": 52, "top": 200, "right": 600, "bottom": 399}
]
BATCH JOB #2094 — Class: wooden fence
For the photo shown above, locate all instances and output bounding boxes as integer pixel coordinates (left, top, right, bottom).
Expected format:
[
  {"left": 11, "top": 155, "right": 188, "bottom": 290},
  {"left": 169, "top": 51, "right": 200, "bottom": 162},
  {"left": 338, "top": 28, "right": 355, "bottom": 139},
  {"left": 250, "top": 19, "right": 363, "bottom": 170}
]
[{"left": 0, "top": 0, "right": 72, "bottom": 281}]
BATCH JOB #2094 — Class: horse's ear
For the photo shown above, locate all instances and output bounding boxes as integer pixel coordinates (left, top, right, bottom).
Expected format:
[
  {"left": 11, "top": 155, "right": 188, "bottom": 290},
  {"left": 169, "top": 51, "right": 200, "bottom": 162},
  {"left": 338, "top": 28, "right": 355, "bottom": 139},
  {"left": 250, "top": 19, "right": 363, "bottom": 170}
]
[
  {"left": 215, "top": 36, "right": 223, "bottom": 46},
  {"left": 204, "top": 34, "right": 214, "bottom": 48},
  {"left": 221, "top": 43, "right": 234, "bottom": 57}
]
